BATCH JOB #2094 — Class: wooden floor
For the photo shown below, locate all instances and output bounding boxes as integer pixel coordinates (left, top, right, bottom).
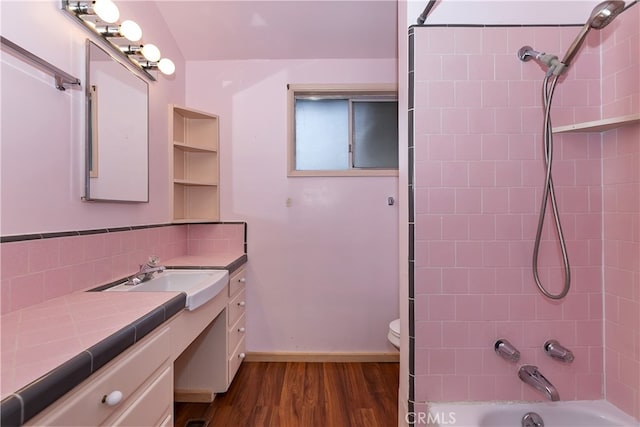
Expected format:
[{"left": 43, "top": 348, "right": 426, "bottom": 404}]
[{"left": 174, "top": 362, "right": 399, "bottom": 427}]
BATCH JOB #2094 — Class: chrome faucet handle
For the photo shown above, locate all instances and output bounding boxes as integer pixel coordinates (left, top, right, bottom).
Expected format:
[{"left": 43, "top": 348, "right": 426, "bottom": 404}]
[
  {"left": 544, "top": 339, "right": 574, "bottom": 363},
  {"left": 495, "top": 338, "right": 520, "bottom": 362}
]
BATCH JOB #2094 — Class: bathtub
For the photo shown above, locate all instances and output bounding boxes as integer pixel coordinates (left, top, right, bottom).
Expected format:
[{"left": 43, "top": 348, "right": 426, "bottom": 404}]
[{"left": 423, "top": 400, "right": 638, "bottom": 427}]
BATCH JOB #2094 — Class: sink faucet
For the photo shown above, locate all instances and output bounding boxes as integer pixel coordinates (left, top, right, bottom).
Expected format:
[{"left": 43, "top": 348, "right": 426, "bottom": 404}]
[
  {"left": 125, "top": 256, "right": 165, "bottom": 285},
  {"left": 518, "top": 365, "right": 560, "bottom": 401}
]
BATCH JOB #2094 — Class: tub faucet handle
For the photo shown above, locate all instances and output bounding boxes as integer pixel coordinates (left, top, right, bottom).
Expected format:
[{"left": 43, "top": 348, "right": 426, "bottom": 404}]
[
  {"left": 495, "top": 338, "right": 520, "bottom": 362},
  {"left": 544, "top": 339, "right": 574, "bottom": 363}
]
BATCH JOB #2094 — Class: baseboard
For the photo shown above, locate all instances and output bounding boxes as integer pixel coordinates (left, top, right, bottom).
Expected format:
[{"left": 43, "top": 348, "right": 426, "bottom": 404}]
[
  {"left": 174, "top": 389, "right": 215, "bottom": 403},
  {"left": 244, "top": 351, "right": 400, "bottom": 363}
]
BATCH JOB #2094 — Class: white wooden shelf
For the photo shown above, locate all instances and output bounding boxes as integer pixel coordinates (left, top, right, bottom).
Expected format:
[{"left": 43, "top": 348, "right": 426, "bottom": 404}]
[
  {"left": 553, "top": 113, "right": 640, "bottom": 134},
  {"left": 173, "top": 142, "right": 217, "bottom": 153},
  {"left": 170, "top": 105, "right": 220, "bottom": 222},
  {"left": 174, "top": 179, "right": 218, "bottom": 186}
]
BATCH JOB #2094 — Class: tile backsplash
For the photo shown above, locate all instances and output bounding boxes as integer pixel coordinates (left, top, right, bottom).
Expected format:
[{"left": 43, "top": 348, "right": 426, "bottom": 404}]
[{"left": 0, "top": 223, "right": 246, "bottom": 315}]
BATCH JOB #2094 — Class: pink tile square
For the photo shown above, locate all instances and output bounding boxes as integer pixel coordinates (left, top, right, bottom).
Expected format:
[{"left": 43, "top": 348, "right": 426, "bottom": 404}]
[
  {"left": 429, "top": 295, "right": 456, "bottom": 321},
  {"left": 442, "top": 215, "right": 468, "bottom": 240},
  {"left": 482, "top": 81, "right": 509, "bottom": 108},
  {"left": 442, "top": 321, "right": 469, "bottom": 347},
  {"left": 456, "top": 188, "right": 482, "bottom": 214},
  {"left": 455, "top": 294, "right": 483, "bottom": 320},
  {"left": 469, "top": 215, "right": 495, "bottom": 240}
]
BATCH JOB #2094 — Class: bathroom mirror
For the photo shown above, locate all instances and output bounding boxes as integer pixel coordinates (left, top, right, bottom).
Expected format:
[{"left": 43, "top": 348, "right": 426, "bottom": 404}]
[{"left": 84, "top": 40, "right": 149, "bottom": 202}]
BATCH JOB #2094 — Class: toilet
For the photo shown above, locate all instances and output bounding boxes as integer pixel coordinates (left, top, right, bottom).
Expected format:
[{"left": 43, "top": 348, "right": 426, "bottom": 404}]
[{"left": 387, "top": 318, "right": 400, "bottom": 349}]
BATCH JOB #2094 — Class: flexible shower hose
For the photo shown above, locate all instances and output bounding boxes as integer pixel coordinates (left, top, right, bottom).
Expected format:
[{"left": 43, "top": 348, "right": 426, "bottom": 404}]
[{"left": 531, "top": 72, "right": 571, "bottom": 300}]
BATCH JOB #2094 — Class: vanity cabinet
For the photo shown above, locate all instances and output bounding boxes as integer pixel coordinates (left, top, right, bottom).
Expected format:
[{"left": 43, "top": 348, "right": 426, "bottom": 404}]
[
  {"left": 227, "top": 267, "right": 247, "bottom": 383},
  {"left": 170, "top": 105, "right": 219, "bottom": 222},
  {"left": 25, "top": 326, "right": 172, "bottom": 427},
  {"left": 19, "top": 264, "right": 247, "bottom": 425},
  {"left": 173, "top": 267, "right": 247, "bottom": 401}
]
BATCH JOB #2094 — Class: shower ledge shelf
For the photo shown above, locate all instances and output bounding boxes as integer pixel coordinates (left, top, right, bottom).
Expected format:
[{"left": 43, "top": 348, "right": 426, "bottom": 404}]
[{"left": 553, "top": 113, "right": 640, "bottom": 134}]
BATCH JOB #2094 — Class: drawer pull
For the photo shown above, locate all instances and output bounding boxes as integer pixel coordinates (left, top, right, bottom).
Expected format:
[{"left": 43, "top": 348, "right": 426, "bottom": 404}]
[
  {"left": 238, "top": 278, "right": 246, "bottom": 283},
  {"left": 238, "top": 352, "right": 246, "bottom": 359},
  {"left": 102, "top": 390, "right": 123, "bottom": 406},
  {"left": 238, "top": 327, "right": 246, "bottom": 333},
  {"left": 237, "top": 301, "right": 246, "bottom": 307}
]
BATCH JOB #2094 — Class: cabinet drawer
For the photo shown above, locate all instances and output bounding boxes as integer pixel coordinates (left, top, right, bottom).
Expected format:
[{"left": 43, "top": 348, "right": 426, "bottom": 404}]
[
  {"left": 106, "top": 366, "right": 172, "bottom": 426},
  {"left": 229, "top": 267, "right": 246, "bottom": 297},
  {"left": 228, "top": 336, "right": 246, "bottom": 383},
  {"left": 26, "top": 327, "right": 170, "bottom": 427},
  {"left": 228, "top": 313, "right": 246, "bottom": 356},
  {"left": 227, "top": 287, "right": 246, "bottom": 327}
]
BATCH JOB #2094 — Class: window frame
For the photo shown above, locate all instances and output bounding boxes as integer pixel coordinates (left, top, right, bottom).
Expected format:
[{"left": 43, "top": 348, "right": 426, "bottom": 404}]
[{"left": 287, "top": 84, "right": 399, "bottom": 177}]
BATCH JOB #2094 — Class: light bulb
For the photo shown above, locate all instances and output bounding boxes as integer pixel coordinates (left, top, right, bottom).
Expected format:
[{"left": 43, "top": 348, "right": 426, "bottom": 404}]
[
  {"left": 141, "top": 44, "right": 161, "bottom": 62},
  {"left": 93, "top": 0, "right": 119, "bottom": 24},
  {"left": 120, "top": 20, "right": 142, "bottom": 42},
  {"left": 158, "top": 58, "right": 175, "bottom": 75}
]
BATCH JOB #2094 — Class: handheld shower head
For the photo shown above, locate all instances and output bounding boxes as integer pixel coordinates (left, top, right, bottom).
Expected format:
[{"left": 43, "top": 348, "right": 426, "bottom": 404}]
[
  {"left": 561, "top": 0, "right": 625, "bottom": 68},
  {"left": 588, "top": 0, "right": 626, "bottom": 29}
]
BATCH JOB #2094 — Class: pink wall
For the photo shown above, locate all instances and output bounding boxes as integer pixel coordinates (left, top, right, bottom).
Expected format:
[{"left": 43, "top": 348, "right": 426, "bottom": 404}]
[
  {"left": 412, "top": 25, "right": 606, "bottom": 403},
  {"left": 185, "top": 59, "right": 400, "bottom": 353},
  {"left": 0, "top": 1, "right": 185, "bottom": 236},
  {"left": 601, "top": 5, "right": 640, "bottom": 419}
]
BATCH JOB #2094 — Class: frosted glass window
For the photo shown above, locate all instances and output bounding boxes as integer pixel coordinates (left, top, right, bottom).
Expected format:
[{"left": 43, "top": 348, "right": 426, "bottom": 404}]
[
  {"left": 295, "top": 99, "right": 349, "bottom": 170},
  {"left": 353, "top": 101, "right": 399, "bottom": 168},
  {"left": 289, "top": 86, "right": 398, "bottom": 175}
]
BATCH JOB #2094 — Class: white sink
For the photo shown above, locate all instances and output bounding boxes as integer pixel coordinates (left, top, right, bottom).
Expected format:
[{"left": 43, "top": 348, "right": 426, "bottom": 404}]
[{"left": 106, "top": 269, "right": 229, "bottom": 311}]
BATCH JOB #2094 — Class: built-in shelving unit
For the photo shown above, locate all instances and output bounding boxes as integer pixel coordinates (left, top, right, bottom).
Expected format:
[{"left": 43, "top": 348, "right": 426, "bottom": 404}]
[
  {"left": 170, "top": 105, "right": 219, "bottom": 222},
  {"left": 553, "top": 113, "right": 640, "bottom": 134}
]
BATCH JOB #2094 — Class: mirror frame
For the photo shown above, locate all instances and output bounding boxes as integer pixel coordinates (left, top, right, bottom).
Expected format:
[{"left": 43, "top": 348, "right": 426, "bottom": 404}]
[{"left": 84, "top": 40, "right": 149, "bottom": 203}]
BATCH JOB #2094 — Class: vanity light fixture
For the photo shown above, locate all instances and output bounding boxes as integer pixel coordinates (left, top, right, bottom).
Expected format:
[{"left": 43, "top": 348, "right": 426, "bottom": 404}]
[
  {"left": 95, "top": 20, "right": 142, "bottom": 42},
  {"left": 62, "top": 0, "right": 176, "bottom": 80},
  {"left": 67, "top": 0, "right": 119, "bottom": 23},
  {"left": 138, "top": 58, "right": 176, "bottom": 76}
]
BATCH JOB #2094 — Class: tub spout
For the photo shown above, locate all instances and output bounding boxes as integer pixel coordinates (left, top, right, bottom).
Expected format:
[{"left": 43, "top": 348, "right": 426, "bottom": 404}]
[{"left": 518, "top": 365, "right": 560, "bottom": 401}]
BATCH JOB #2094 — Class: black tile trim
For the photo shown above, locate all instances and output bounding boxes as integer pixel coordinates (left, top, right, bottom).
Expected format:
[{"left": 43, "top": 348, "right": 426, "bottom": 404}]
[
  {"left": 132, "top": 306, "right": 167, "bottom": 341},
  {"left": 165, "top": 293, "right": 187, "bottom": 319},
  {"left": 1, "top": 223, "right": 170, "bottom": 243},
  {"left": 1, "top": 221, "right": 248, "bottom": 244},
  {"left": 408, "top": 399, "right": 415, "bottom": 425},
  {"left": 19, "top": 352, "right": 93, "bottom": 423},
  {"left": 0, "top": 394, "right": 23, "bottom": 427},
  {"left": 409, "top": 23, "right": 583, "bottom": 29},
  {"left": 2, "top": 294, "right": 186, "bottom": 426},
  {"left": 407, "top": 26, "right": 416, "bottom": 406},
  {"left": 86, "top": 326, "right": 136, "bottom": 372}
]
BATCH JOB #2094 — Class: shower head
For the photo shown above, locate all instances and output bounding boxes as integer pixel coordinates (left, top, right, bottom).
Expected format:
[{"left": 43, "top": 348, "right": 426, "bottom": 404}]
[
  {"left": 587, "top": 0, "right": 626, "bottom": 29},
  {"left": 560, "top": 0, "right": 625, "bottom": 68}
]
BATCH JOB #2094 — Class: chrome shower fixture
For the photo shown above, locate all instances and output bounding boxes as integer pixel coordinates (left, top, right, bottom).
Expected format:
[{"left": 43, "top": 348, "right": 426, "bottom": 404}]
[
  {"left": 494, "top": 338, "right": 521, "bottom": 362},
  {"left": 518, "top": 0, "right": 625, "bottom": 75},
  {"left": 544, "top": 339, "right": 575, "bottom": 363}
]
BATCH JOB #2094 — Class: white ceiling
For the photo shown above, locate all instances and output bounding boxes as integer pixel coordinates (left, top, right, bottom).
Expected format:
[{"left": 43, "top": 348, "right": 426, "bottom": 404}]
[{"left": 155, "top": 1, "right": 398, "bottom": 61}]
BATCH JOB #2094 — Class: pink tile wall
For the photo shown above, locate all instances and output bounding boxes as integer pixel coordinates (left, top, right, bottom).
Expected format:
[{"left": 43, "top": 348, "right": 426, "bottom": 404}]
[
  {"left": 0, "top": 223, "right": 248, "bottom": 315},
  {"left": 601, "top": 5, "right": 640, "bottom": 118},
  {"left": 413, "top": 25, "right": 604, "bottom": 403},
  {"left": 187, "top": 223, "right": 245, "bottom": 256},
  {"left": 0, "top": 226, "right": 188, "bottom": 314},
  {"left": 601, "top": 5, "right": 640, "bottom": 420}
]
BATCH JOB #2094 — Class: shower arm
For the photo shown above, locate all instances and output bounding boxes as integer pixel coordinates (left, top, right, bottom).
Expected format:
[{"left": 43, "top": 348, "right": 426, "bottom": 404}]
[{"left": 517, "top": 46, "right": 567, "bottom": 76}]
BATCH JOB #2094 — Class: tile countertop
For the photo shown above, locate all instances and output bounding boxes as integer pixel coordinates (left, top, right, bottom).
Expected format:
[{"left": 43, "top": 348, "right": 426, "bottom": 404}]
[
  {"left": 0, "top": 291, "right": 183, "bottom": 400},
  {"left": 0, "top": 252, "right": 246, "bottom": 426}
]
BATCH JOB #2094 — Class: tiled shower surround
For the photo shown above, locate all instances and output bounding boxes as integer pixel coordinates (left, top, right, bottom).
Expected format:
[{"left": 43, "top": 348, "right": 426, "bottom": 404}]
[
  {"left": 409, "top": 6, "right": 639, "bottom": 421},
  {"left": 0, "top": 223, "right": 246, "bottom": 315}
]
